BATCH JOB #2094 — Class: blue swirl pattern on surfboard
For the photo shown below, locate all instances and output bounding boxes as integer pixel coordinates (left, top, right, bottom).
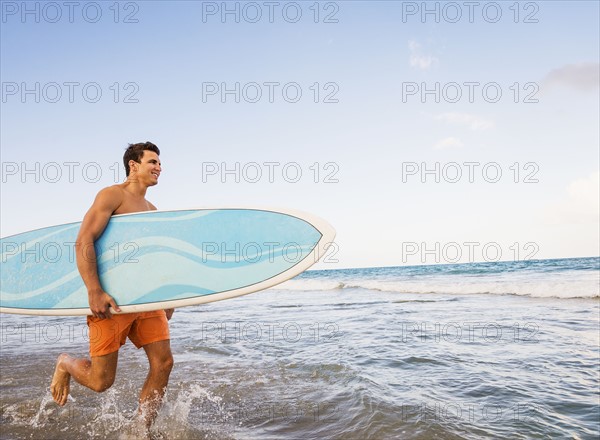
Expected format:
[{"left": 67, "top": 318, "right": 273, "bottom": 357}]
[{"left": 0, "top": 209, "right": 324, "bottom": 312}]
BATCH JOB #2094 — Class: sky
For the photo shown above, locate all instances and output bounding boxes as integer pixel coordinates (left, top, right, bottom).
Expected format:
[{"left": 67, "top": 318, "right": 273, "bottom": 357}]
[{"left": 1, "top": 0, "right": 599, "bottom": 269}]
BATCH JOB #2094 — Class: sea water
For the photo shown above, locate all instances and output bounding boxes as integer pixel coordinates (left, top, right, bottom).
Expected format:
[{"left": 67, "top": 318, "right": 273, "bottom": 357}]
[{"left": 1, "top": 257, "right": 598, "bottom": 439}]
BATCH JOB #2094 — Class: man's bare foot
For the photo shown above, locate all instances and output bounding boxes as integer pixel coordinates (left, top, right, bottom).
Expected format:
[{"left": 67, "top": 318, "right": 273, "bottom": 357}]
[{"left": 50, "top": 353, "right": 71, "bottom": 406}]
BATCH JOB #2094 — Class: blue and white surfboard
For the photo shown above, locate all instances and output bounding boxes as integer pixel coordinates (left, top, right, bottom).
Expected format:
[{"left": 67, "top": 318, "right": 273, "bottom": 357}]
[{"left": 0, "top": 208, "right": 335, "bottom": 315}]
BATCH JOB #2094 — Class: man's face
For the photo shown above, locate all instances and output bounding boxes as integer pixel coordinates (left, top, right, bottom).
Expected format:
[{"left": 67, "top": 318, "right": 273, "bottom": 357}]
[{"left": 130, "top": 151, "right": 161, "bottom": 185}]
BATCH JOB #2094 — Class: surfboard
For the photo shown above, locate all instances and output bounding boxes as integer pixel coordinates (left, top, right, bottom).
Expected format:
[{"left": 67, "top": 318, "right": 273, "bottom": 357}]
[{"left": 0, "top": 208, "right": 335, "bottom": 316}]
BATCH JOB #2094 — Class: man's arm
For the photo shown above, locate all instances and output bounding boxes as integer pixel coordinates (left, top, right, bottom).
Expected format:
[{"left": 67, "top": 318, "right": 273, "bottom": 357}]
[{"left": 75, "top": 187, "right": 123, "bottom": 319}]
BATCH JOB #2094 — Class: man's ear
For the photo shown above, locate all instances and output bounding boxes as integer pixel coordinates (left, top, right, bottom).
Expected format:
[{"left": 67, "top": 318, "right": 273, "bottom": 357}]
[{"left": 129, "top": 160, "right": 138, "bottom": 173}]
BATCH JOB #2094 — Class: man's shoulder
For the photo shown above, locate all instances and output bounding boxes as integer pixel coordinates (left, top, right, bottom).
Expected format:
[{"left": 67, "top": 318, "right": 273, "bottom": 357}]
[
  {"left": 91, "top": 185, "right": 126, "bottom": 211},
  {"left": 102, "top": 183, "right": 126, "bottom": 193},
  {"left": 96, "top": 184, "right": 125, "bottom": 198}
]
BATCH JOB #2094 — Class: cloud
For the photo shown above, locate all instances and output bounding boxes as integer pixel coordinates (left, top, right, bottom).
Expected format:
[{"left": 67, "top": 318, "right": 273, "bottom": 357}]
[
  {"left": 434, "top": 112, "right": 495, "bottom": 131},
  {"left": 542, "top": 63, "right": 600, "bottom": 92},
  {"left": 434, "top": 137, "right": 464, "bottom": 150},
  {"left": 545, "top": 171, "right": 600, "bottom": 225},
  {"left": 408, "top": 39, "right": 439, "bottom": 70}
]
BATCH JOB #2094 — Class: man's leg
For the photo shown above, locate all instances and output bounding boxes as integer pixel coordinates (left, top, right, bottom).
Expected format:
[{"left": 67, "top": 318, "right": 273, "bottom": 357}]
[
  {"left": 50, "top": 351, "right": 119, "bottom": 406},
  {"left": 137, "top": 340, "right": 173, "bottom": 427}
]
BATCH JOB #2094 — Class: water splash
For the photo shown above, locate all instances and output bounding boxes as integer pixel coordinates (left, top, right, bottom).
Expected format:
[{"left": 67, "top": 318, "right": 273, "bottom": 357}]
[
  {"left": 151, "top": 382, "right": 232, "bottom": 439},
  {"left": 86, "top": 388, "right": 133, "bottom": 438},
  {"left": 31, "top": 389, "right": 74, "bottom": 428}
]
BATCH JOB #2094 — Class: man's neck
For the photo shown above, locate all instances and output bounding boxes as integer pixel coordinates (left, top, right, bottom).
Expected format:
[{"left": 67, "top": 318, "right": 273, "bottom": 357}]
[{"left": 123, "top": 178, "right": 148, "bottom": 197}]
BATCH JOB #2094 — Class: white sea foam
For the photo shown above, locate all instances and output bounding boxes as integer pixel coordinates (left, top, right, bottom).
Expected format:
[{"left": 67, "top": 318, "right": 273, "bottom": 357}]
[{"left": 274, "top": 271, "right": 600, "bottom": 299}]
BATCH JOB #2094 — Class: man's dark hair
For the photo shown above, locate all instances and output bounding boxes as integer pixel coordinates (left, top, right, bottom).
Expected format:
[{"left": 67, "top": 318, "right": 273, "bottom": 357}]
[{"left": 123, "top": 142, "right": 160, "bottom": 177}]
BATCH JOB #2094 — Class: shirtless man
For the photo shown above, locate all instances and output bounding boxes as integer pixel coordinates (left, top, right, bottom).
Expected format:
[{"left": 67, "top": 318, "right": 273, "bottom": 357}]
[{"left": 50, "top": 142, "right": 174, "bottom": 429}]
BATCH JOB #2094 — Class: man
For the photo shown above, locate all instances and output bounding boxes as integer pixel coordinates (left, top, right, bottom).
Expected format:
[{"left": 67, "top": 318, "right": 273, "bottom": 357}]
[{"left": 50, "top": 142, "right": 174, "bottom": 429}]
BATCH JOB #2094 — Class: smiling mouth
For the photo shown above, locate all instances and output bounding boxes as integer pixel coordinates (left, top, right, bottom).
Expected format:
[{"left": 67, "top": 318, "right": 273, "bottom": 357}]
[{"left": 151, "top": 172, "right": 159, "bottom": 178}]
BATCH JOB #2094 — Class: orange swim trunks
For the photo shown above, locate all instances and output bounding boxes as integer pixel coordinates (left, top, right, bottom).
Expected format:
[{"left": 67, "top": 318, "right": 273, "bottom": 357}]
[{"left": 87, "top": 310, "right": 170, "bottom": 357}]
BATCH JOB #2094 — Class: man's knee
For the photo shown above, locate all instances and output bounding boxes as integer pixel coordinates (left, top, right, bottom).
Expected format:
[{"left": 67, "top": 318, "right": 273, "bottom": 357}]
[
  {"left": 90, "top": 374, "right": 115, "bottom": 393},
  {"left": 151, "top": 351, "right": 174, "bottom": 375},
  {"left": 89, "top": 352, "right": 118, "bottom": 393},
  {"left": 159, "top": 353, "right": 174, "bottom": 373},
  {"left": 144, "top": 339, "right": 174, "bottom": 376}
]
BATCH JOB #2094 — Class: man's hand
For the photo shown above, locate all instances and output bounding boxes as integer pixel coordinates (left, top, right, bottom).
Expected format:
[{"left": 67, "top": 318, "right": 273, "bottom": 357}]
[
  {"left": 165, "top": 308, "right": 174, "bottom": 321},
  {"left": 88, "top": 288, "right": 121, "bottom": 319}
]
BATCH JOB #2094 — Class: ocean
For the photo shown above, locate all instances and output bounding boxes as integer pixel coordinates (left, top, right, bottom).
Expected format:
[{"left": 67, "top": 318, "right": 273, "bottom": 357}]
[{"left": 1, "top": 257, "right": 598, "bottom": 439}]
